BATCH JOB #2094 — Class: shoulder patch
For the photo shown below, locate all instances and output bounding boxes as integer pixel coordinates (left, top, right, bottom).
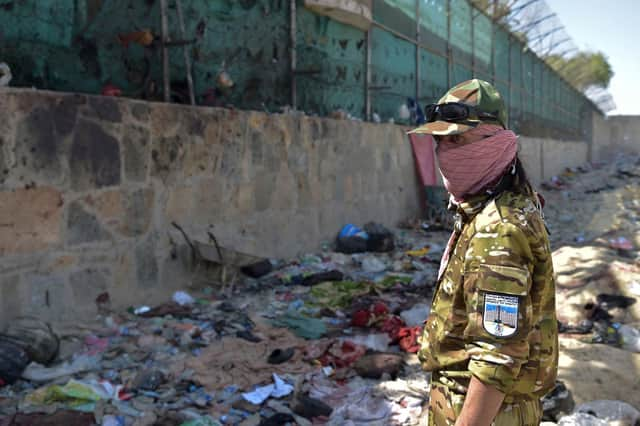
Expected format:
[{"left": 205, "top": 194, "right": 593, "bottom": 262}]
[{"left": 483, "top": 292, "right": 519, "bottom": 337}]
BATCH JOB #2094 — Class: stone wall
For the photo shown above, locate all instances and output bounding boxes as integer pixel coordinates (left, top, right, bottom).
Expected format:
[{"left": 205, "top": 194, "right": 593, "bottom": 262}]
[
  {"left": 517, "top": 137, "right": 590, "bottom": 186},
  {"left": 0, "top": 88, "right": 421, "bottom": 326}
]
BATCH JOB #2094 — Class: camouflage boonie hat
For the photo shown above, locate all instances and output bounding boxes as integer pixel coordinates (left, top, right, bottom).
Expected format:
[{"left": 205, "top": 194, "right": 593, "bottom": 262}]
[{"left": 409, "top": 79, "right": 508, "bottom": 136}]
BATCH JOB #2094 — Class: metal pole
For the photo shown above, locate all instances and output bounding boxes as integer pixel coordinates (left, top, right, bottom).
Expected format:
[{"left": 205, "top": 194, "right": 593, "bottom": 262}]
[
  {"left": 507, "top": 34, "right": 512, "bottom": 125},
  {"left": 446, "top": 0, "right": 451, "bottom": 87},
  {"left": 521, "top": 44, "right": 525, "bottom": 122},
  {"left": 415, "top": 0, "right": 420, "bottom": 101},
  {"left": 290, "top": 0, "right": 297, "bottom": 110},
  {"left": 160, "top": 0, "right": 170, "bottom": 102},
  {"left": 490, "top": 2, "right": 496, "bottom": 84},
  {"left": 365, "top": 28, "right": 372, "bottom": 120},
  {"left": 175, "top": 0, "right": 195, "bottom": 105},
  {"left": 470, "top": 2, "right": 475, "bottom": 77}
]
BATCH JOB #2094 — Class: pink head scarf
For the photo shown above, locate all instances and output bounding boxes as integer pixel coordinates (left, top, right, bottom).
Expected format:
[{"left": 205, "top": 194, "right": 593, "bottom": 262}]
[{"left": 436, "top": 124, "right": 518, "bottom": 200}]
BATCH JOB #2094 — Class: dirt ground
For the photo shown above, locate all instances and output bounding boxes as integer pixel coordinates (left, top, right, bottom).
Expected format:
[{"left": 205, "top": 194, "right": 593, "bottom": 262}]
[{"left": 542, "top": 158, "right": 640, "bottom": 409}]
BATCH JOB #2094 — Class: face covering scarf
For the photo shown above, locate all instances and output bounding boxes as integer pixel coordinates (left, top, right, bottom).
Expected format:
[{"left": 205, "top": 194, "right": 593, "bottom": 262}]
[{"left": 436, "top": 124, "right": 518, "bottom": 201}]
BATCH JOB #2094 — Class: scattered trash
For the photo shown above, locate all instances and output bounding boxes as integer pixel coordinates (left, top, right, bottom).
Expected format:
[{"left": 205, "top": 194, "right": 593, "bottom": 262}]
[
  {"left": 101, "top": 83, "right": 122, "bottom": 96},
  {"left": 608, "top": 236, "right": 634, "bottom": 251},
  {"left": 574, "top": 400, "right": 640, "bottom": 425},
  {"left": 241, "top": 373, "right": 293, "bottom": 405},
  {"left": 271, "top": 311, "right": 327, "bottom": 340},
  {"left": 400, "top": 303, "right": 430, "bottom": 327},
  {"left": 173, "top": 291, "right": 196, "bottom": 306},
  {"left": 241, "top": 259, "right": 274, "bottom": 278},
  {"left": 117, "top": 29, "right": 154, "bottom": 47},
  {"left": 361, "top": 256, "right": 387, "bottom": 273},
  {"left": 0, "top": 317, "right": 60, "bottom": 365},
  {"left": 353, "top": 353, "right": 404, "bottom": 379},
  {"left": 542, "top": 381, "right": 575, "bottom": 421},
  {"left": 0, "top": 62, "right": 12, "bottom": 87},
  {"left": 22, "top": 355, "right": 100, "bottom": 383},
  {"left": 133, "top": 305, "right": 151, "bottom": 315},
  {"left": 556, "top": 412, "right": 608, "bottom": 426},
  {"left": 614, "top": 323, "right": 640, "bottom": 352},
  {"left": 0, "top": 341, "right": 30, "bottom": 385}
]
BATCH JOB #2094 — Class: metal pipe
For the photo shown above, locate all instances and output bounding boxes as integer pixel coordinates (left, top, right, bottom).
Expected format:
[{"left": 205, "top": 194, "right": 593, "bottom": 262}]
[
  {"left": 290, "top": 0, "right": 297, "bottom": 110},
  {"left": 415, "top": 0, "right": 420, "bottom": 101},
  {"left": 365, "top": 28, "right": 372, "bottom": 120},
  {"left": 446, "top": 0, "right": 451, "bottom": 87},
  {"left": 160, "top": 0, "right": 170, "bottom": 102},
  {"left": 176, "top": 0, "right": 195, "bottom": 105}
]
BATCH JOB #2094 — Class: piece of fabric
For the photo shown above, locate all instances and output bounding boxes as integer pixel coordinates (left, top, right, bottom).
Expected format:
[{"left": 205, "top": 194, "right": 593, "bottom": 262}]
[
  {"left": 436, "top": 124, "right": 518, "bottom": 200},
  {"left": 270, "top": 311, "right": 327, "bottom": 340},
  {"left": 408, "top": 133, "right": 438, "bottom": 186},
  {"left": 183, "top": 322, "right": 314, "bottom": 391},
  {"left": 418, "top": 190, "right": 558, "bottom": 402}
]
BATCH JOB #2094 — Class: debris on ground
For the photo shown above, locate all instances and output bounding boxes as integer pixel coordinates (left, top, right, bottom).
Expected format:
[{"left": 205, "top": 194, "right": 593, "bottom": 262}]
[{"left": 1, "top": 156, "right": 639, "bottom": 424}]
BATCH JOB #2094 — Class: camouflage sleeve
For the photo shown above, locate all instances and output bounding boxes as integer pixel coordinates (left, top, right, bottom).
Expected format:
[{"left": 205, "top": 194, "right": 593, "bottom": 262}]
[{"left": 462, "top": 221, "right": 534, "bottom": 394}]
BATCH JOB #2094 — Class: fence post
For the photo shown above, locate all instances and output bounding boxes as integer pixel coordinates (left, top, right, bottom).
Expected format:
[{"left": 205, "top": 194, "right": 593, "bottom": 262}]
[
  {"left": 290, "top": 0, "right": 297, "bottom": 110},
  {"left": 446, "top": 0, "right": 451, "bottom": 87},
  {"left": 470, "top": 3, "right": 475, "bottom": 77},
  {"left": 416, "top": 0, "right": 420, "bottom": 102}
]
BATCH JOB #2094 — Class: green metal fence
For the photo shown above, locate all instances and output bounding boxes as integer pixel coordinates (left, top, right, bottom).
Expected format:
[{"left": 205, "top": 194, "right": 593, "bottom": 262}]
[
  {"left": 0, "top": 0, "right": 598, "bottom": 140},
  {"left": 297, "top": 0, "right": 598, "bottom": 141}
]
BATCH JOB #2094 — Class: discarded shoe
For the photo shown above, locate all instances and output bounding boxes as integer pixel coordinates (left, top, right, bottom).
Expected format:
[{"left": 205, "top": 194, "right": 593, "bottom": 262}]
[
  {"left": 267, "top": 347, "right": 295, "bottom": 364},
  {"left": 259, "top": 412, "right": 295, "bottom": 426}
]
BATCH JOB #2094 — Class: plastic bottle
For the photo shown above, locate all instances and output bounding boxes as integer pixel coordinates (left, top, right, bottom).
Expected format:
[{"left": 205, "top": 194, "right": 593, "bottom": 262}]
[{"left": 617, "top": 324, "right": 640, "bottom": 352}]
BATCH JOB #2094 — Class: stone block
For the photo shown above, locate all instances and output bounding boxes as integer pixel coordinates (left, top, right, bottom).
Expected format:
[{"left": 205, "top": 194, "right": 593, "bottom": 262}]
[
  {"left": 136, "top": 237, "right": 158, "bottom": 288},
  {"left": 151, "top": 134, "right": 185, "bottom": 183},
  {"left": 83, "top": 188, "right": 153, "bottom": 237},
  {"left": 122, "top": 188, "right": 154, "bottom": 237},
  {"left": 66, "top": 200, "right": 112, "bottom": 245},
  {"left": 14, "top": 107, "right": 65, "bottom": 183},
  {"left": 69, "top": 268, "right": 110, "bottom": 309},
  {"left": 183, "top": 142, "right": 211, "bottom": 178},
  {"left": 255, "top": 173, "right": 276, "bottom": 212},
  {"left": 86, "top": 96, "right": 122, "bottom": 122},
  {"left": 166, "top": 185, "right": 195, "bottom": 222},
  {"left": 0, "top": 187, "right": 63, "bottom": 256},
  {"left": 70, "top": 119, "right": 121, "bottom": 191},
  {"left": 150, "top": 103, "right": 180, "bottom": 137},
  {"left": 52, "top": 95, "right": 84, "bottom": 136},
  {"left": 0, "top": 275, "right": 22, "bottom": 325},
  {"left": 130, "top": 102, "right": 150, "bottom": 123},
  {"left": 20, "top": 273, "right": 70, "bottom": 320},
  {"left": 122, "top": 124, "right": 150, "bottom": 182}
]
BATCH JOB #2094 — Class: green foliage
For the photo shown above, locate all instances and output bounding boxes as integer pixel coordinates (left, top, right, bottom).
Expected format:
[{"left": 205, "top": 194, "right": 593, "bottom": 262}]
[{"left": 546, "top": 51, "right": 614, "bottom": 90}]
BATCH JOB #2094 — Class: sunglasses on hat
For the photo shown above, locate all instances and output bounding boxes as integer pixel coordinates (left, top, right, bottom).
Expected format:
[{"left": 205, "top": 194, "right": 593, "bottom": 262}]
[{"left": 424, "top": 102, "right": 505, "bottom": 128}]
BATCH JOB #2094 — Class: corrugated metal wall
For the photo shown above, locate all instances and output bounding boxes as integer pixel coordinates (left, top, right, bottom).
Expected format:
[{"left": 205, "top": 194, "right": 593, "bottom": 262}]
[{"left": 0, "top": 0, "right": 597, "bottom": 140}]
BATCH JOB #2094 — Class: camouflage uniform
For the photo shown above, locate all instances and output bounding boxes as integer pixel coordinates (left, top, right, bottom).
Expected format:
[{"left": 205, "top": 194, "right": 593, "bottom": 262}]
[{"left": 411, "top": 80, "right": 559, "bottom": 425}]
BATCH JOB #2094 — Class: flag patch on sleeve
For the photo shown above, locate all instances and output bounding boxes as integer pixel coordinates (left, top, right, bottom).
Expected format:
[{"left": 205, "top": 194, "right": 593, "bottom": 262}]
[{"left": 483, "top": 293, "right": 519, "bottom": 337}]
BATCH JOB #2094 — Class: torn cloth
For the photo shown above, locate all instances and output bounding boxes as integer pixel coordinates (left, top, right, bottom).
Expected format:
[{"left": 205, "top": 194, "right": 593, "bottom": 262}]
[{"left": 182, "top": 322, "right": 314, "bottom": 391}]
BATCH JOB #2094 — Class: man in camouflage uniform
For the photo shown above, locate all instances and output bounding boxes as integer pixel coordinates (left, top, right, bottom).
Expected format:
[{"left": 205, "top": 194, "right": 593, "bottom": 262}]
[{"left": 410, "top": 79, "right": 558, "bottom": 426}]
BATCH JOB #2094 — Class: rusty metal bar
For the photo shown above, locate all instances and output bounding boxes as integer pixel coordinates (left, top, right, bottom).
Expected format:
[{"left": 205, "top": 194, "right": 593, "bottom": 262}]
[
  {"left": 175, "top": 0, "right": 195, "bottom": 105},
  {"left": 290, "top": 0, "right": 297, "bottom": 110},
  {"left": 160, "top": 0, "right": 170, "bottom": 102}
]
